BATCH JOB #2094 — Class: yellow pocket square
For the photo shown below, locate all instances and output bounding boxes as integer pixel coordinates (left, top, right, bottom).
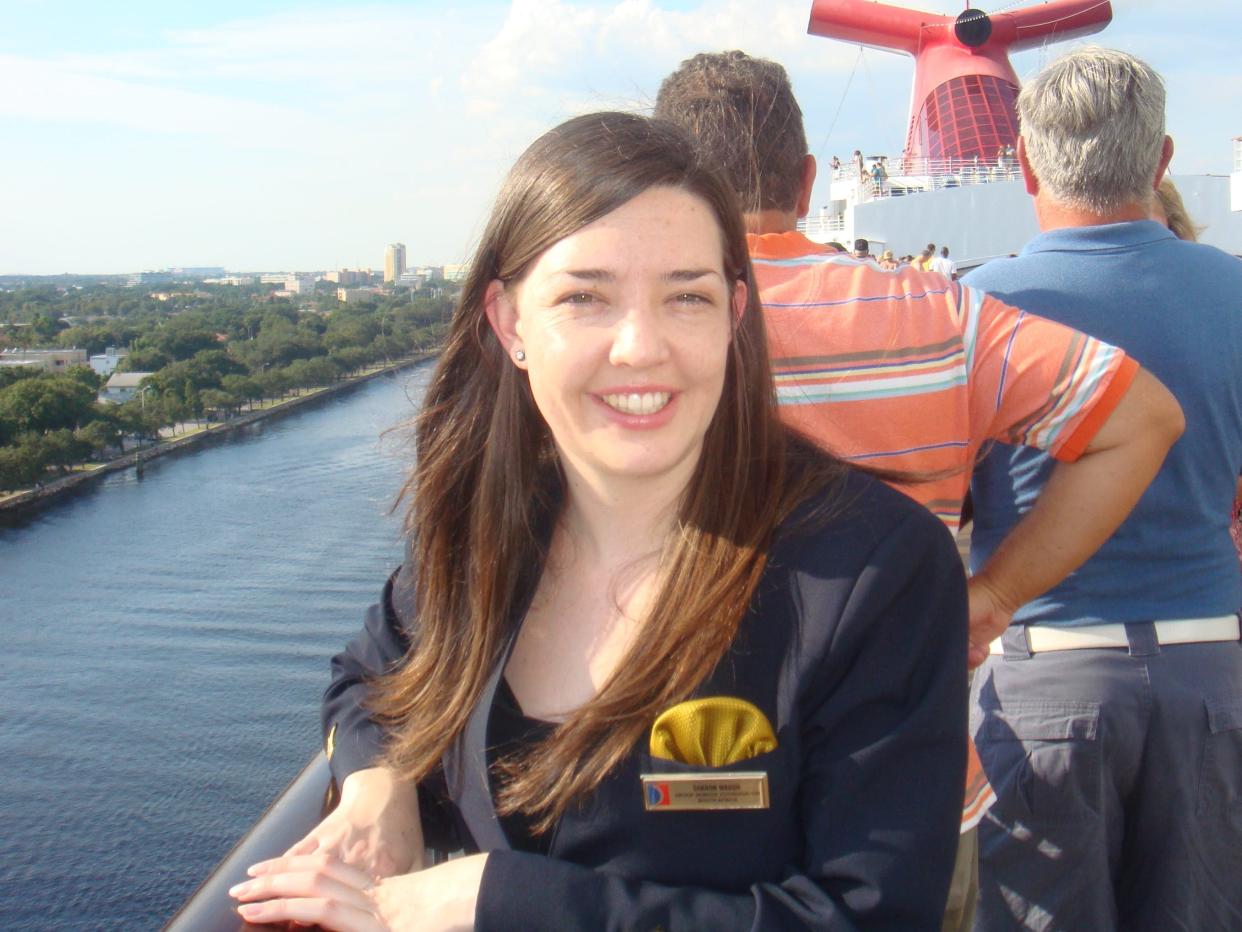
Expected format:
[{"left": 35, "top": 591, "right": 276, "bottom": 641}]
[{"left": 649, "top": 697, "right": 777, "bottom": 767}]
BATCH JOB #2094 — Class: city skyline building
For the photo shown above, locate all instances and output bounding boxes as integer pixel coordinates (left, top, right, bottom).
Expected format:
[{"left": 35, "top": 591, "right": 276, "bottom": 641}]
[{"left": 384, "top": 243, "right": 406, "bottom": 283}]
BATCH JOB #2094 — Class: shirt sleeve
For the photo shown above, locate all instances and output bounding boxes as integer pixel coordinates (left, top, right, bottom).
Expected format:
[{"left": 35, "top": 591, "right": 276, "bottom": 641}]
[
  {"left": 322, "top": 567, "right": 466, "bottom": 854},
  {"left": 963, "top": 285, "right": 1137, "bottom": 462},
  {"left": 474, "top": 503, "right": 969, "bottom": 931},
  {"left": 322, "top": 566, "right": 413, "bottom": 784}
]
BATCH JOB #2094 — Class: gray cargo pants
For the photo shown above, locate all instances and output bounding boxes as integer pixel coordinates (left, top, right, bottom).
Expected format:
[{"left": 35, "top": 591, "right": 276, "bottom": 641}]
[{"left": 969, "top": 622, "right": 1242, "bottom": 931}]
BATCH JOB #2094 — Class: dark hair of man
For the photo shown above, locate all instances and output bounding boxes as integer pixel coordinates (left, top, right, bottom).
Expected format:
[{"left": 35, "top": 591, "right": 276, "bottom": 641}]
[
  {"left": 653, "top": 50, "right": 808, "bottom": 215},
  {"left": 371, "top": 111, "right": 846, "bottom": 833}
]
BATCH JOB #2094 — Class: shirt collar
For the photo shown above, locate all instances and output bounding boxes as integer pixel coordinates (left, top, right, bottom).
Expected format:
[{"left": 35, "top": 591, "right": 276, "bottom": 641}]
[
  {"left": 1021, "top": 219, "right": 1176, "bottom": 256},
  {"left": 746, "top": 230, "right": 840, "bottom": 261}
]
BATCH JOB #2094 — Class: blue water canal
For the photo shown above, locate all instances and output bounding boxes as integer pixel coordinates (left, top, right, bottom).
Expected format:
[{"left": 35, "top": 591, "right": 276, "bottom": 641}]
[{"left": 0, "top": 363, "right": 434, "bottom": 930}]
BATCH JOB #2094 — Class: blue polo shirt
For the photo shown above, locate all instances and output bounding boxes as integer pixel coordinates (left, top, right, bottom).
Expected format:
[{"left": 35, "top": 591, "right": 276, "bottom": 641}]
[{"left": 964, "top": 220, "right": 1242, "bottom": 625}]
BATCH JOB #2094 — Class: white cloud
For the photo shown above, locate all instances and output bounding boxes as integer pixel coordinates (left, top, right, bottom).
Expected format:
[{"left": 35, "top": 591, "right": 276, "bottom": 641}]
[{"left": 0, "top": 54, "right": 316, "bottom": 137}]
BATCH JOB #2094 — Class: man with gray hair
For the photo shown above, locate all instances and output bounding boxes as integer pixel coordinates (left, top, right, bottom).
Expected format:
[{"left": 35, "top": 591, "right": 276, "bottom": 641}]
[{"left": 964, "top": 47, "right": 1242, "bottom": 929}]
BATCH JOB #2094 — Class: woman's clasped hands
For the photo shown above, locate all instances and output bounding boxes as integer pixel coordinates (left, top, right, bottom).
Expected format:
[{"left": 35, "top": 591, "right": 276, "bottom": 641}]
[
  {"left": 282, "top": 766, "right": 424, "bottom": 878},
  {"left": 229, "top": 765, "right": 485, "bottom": 930},
  {"left": 229, "top": 850, "right": 487, "bottom": 931}
]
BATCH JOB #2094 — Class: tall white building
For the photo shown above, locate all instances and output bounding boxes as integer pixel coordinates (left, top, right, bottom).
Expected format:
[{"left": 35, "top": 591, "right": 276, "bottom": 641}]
[{"left": 384, "top": 243, "right": 407, "bottom": 283}]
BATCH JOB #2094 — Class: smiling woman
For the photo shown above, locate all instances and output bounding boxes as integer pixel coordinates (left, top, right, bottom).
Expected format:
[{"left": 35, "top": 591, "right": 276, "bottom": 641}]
[
  {"left": 230, "top": 111, "right": 970, "bottom": 931},
  {"left": 488, "top": 185, "right": 740, "bottom": 500}
]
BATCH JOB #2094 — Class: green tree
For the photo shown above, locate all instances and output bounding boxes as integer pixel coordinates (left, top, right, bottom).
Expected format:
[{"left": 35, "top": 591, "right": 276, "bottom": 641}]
[
  {"left": 234, "top": 315, "right": 322, "bottom": 370},
  {"left": 143, "top": 316, "right": 220, "bottom": 361},
  {"left": 0, "top": 436, "right": 47, "bottom": 491},
  {"left": 65, "top": 365, "right": 103, "bottom": 391},
  {"left": 117, "top": 399, "right": 162, "bottom": 443},
  {"left": 0, "top": 366, "right": 42, "bottom": 391},
  {"left": 30, "top": 312, "right": 63, "bottom": 342},
  {"left": 118, "top": 347, "right": 170, "bottom": 372},
  {"left": 328, "top": 346, "right": 371, "bottom": 376},
  {"left": 257, "top": 368, "right": 291, "bottom": 400},
  {"left": 144, "top": 350, "right": 246, "bottom": 401},
  {"left": 0, "top": 376, "right": 98, "bottom": 434},
  {"left": 79, "top": 419, "right": 121, "bottom": 457},
  {"left": 199, "top": 388, "right": 238, "bottom": 421},
  {"left": 42, "top": 428, "right": 91, "bottom": 473},
  {"left": 221, "top": 374, "right": 262, "bottom": 411},
  {"left": 286, "top": 356, "right": 340, "bottom": 390},
  {"left": 184, "top": 381, "right": 203, "bottom": 426},
  {"left": 161, "top": 389, "right": 188, "bottom": 433}
]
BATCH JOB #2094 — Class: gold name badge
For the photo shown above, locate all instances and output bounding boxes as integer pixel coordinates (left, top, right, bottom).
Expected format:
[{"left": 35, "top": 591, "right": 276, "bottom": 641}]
[{"left": 641, "top": 772, "right": 770, "bottom": 811}]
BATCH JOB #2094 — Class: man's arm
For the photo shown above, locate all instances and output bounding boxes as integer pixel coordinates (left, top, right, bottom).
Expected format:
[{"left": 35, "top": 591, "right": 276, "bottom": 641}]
[{"left": 967, "top": 367, "right": 1184, "bottom": 666}]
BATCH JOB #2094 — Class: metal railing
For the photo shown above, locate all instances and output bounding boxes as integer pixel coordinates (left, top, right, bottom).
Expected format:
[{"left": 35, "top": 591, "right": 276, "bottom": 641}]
[
  {"left": 830, "top": 156, "right": 1022, "bottom": 204},
  {"left": 799, "top": 215, "right": 847, "bottom": 238},
  {"left": 164, "top": 754, "right": 336, "bottom": 931}
]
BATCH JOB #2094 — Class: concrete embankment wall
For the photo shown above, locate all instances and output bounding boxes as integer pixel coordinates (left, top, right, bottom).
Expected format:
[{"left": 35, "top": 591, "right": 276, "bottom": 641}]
[{"left": 0, "top": 355, "right": 434, "bottom": 515}]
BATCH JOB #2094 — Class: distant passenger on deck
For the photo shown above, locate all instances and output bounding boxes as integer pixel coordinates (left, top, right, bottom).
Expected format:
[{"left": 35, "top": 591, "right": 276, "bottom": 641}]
[
  {"left": 870, "top": 160, "right": 887, "bottom": 195},
  {"left": 962, "top": 46, "right": 1242, "bottom": 931},
  {"left": 653, "top": 48, "right": 1183, "bottom": 932},
  {"left": 932, "top": 246, "right": 958, "bottom": 280}
]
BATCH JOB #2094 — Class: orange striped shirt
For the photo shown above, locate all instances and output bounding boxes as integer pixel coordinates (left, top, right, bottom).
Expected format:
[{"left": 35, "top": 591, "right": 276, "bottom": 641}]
[{"left": 751, "top": 231, "right": 1137, "bottom": 830}]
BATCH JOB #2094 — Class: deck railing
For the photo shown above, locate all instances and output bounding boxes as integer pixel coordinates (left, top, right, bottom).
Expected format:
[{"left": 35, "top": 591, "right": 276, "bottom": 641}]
[
  {"left": 798, "top": 214, "right": 847, "bottom": 238},
  {"left": 830, "top": 156, "right": 1022, "bottom": 204},
  {"left": 164, "top": 754, "right": 336, "bottom": 931}
]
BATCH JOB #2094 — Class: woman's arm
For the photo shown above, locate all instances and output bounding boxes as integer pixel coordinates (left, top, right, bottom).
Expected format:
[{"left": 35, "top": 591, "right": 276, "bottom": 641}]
[
  {"left": 270, "top": 568, "right": 427, "bottom": 877},
  {"left": 323, "top": 567, "right": 414, "bottom": 784}
]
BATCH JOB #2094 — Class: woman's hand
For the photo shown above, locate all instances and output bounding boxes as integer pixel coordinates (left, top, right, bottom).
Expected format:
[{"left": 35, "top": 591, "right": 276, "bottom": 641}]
[
  {"left": 280, "top": 766, "right": 424, "bottom": 877},
  {"left": 229, "top": 852, "right": 488, "bottom": 931}
]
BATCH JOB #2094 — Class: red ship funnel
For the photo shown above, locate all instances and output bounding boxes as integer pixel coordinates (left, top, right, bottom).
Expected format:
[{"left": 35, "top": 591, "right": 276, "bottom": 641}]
[{"left": 808, "top": 0, "right": 1113, "bottom": 163}]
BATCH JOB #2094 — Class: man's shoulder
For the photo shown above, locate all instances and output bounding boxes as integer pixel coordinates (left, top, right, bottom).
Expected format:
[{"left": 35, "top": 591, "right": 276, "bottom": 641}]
[
  {"left": 965, "top": 229, "right": 1242, "bottom": 292},
  {"left": 757, "top": 252, "right": 958, "bottom": 309},
  {"left": 961, "top": 255, "right": 1024, "bottom": 290},
  {"left": 1165, "top": 236, "right": 1242, "bottom": 278},
  {"left": 747, "top": 231, "right": 842, "bottom": 263}
]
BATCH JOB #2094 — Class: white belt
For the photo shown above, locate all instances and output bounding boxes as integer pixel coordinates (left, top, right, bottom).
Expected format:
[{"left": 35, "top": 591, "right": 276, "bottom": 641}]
[{"left": 988, "top": 615, "right": 1240, "bottom": 655}]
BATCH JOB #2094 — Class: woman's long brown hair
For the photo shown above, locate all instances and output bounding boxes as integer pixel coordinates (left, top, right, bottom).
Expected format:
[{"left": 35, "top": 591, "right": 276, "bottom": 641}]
[{"left": 371, "top": 112, "right": 847, "bottom": 833}]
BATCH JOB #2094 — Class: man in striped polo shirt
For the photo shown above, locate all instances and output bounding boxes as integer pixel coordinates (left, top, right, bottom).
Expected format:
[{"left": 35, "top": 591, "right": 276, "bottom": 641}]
[{"left": 654, "top": 50, "right": 1184, "bottom": 930}]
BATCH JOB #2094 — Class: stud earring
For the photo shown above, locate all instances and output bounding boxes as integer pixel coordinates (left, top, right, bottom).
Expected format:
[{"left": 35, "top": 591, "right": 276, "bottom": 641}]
[{"left": 514, "top": 349, "right": 526, "bottom": 362}]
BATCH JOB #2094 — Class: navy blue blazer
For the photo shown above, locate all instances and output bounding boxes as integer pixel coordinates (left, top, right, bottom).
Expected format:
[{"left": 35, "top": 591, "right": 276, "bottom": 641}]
[{"left": 324, "top": 472, "right": 968, "bottom": 930}]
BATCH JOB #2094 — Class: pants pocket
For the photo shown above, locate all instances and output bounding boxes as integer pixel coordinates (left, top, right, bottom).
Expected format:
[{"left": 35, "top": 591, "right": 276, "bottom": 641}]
[
  {"left": 1198, "top": 695, "right": 1242, "bottom": 816},
  {"left": 974, "top": 700, "right": 1101, "bottom": 824}
]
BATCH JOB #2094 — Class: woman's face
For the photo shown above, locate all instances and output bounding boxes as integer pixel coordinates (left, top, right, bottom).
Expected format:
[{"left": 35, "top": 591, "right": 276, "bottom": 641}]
[{"left": 494, "top": 185, "right": 743, "bottom": 497}]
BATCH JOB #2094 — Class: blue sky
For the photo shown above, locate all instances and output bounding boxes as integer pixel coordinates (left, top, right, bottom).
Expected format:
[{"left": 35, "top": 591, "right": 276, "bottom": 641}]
[{"left": 3, "top": 0, "right": 1239, "bottom": 275}]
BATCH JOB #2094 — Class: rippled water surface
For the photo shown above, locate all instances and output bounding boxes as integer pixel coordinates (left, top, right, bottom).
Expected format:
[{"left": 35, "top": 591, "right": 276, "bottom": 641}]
[{"left": 0, "top": 365, "right": 432, "bottom": 930}]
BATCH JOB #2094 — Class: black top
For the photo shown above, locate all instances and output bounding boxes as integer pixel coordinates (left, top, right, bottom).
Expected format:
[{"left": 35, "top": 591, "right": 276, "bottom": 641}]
[
  {"left": 324, "top": 470, "right": 970, "bottom": 931},
  {"left": 487, "top": 678, "right": 557, "bottom": 856}
]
